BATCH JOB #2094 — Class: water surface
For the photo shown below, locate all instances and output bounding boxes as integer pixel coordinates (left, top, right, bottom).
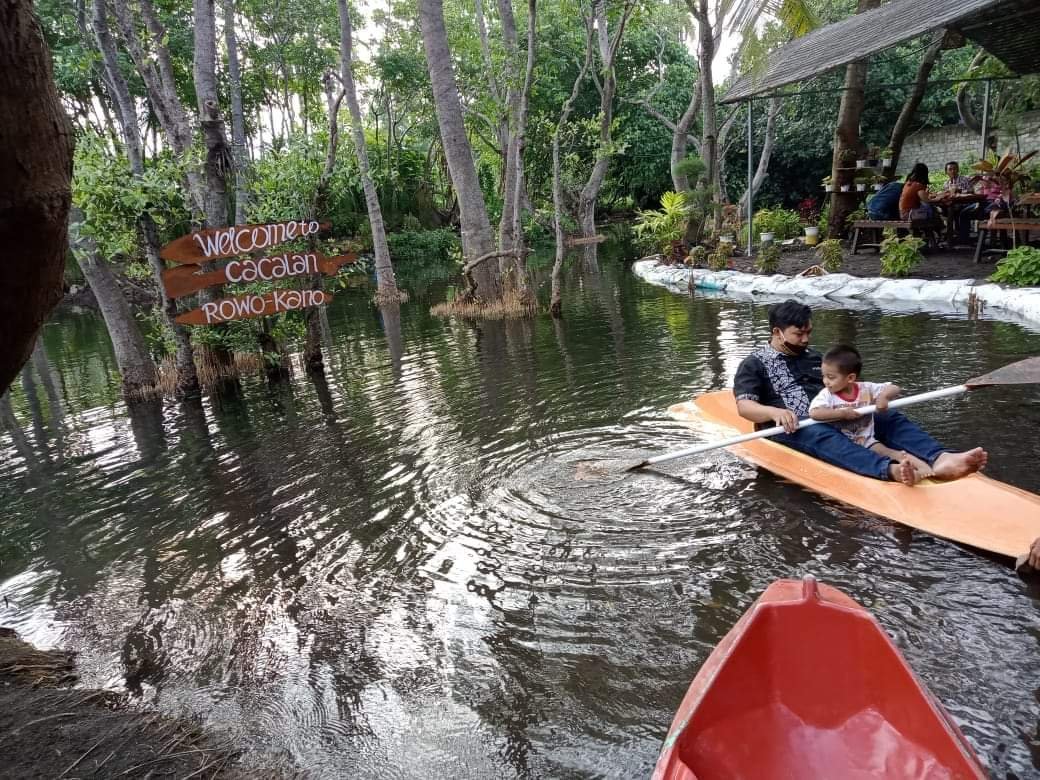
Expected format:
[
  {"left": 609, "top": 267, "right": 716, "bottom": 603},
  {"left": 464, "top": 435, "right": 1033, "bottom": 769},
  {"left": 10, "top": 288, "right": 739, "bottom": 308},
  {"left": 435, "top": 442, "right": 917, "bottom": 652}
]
[{"left": 3, "top": 262, "right": 1040, "bottom": 778}]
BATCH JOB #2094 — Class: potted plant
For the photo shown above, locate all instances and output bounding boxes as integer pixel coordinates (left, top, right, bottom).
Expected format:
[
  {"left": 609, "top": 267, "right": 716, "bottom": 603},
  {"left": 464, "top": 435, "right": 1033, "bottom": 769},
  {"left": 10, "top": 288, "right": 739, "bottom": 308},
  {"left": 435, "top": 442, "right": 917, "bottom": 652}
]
[
  {"left": 803, "top": 225, "right": 820, "bottom": 246},
  {"left": 871, "top": 174, "right": 884, "bottom": 192},
  {"left": 880, "top": 147, "right": 894, "bottom": 169},
  {"left": 854, "top": 172, "right": 871, "bottom": 192},
  {"left": 759, "top": 231, "right": 774, "bottom": 245},
  {"left": 839, "top": 148, "right": 857, "bottom": 167},
  {"left": 822, "top": 175, "right": 834, "bottom": 192},
  {"left": 840, "top": 182, "right": 851, "bottom": 193}
]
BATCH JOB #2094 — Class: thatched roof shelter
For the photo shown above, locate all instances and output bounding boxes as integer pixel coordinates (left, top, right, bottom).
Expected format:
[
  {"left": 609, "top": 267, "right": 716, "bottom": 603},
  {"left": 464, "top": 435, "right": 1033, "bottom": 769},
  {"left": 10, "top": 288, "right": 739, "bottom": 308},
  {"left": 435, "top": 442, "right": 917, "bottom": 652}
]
[{"left": 723, "top": 0, "right": 1040, "bottom": 103}]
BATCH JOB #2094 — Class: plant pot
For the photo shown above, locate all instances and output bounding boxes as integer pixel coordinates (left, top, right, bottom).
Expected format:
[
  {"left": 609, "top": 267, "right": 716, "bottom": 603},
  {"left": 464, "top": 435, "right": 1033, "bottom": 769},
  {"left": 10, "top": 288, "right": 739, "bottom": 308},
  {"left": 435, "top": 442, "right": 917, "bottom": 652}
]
[
  {"left": 759, "top": 232, "right": 774, "bottom": 245},
  {"left": 872, "top": 184, "right": 882, "bottom": 191},
  {"left": 881, "top": 158, "right": 892, "bottom": 168},
  {"left": 823, "top": 185, "right": 834, "bottom": 192},
  {"left": 840, "top": 185, "right": 851, "bottom": 193},
  {"left": 856, "top": 160, "right": 868, "bottom": 169},
  {"left": 856, "top": 184, "right": 867, "bottom": 192},
  {"left": 804, "top": 226, "right": 819, "bottom": 247}
]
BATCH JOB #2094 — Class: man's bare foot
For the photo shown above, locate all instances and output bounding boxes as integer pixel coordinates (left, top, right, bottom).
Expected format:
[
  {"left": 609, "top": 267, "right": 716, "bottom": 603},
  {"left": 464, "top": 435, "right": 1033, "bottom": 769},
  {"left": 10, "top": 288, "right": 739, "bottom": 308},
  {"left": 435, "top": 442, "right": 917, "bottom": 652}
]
[
  {"left": 889, "top": 459, "right": 919, "bottom": 486},
  {"left": 932, "top": 448, "right": 988, "bottom": 480}
]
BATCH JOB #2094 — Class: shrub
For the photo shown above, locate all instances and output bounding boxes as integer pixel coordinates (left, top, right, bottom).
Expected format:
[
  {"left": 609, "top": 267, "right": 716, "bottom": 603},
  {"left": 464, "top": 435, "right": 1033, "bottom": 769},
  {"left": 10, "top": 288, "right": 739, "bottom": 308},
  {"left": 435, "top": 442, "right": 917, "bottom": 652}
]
[
  {"left": 797, "top": 197, "right": 820, "bottom": 225},
  {"left": 755, "top": 244, "right": 781, "bottom": 274},
  {"left": 845, "top": 206, "right": 867, "bottom": 229},
  {"left": 989, "top": 246, "right": 1040, "bottom": 286},
  {"left": 750, "top": 208, "right": 802, "bottom": 242},
  {"left": 633, "top": 191, "right": 691, "bottom": 254},
  {"left": 707, "top": 245, "right": 729, "bottom": 271},
  {"left": 816, "top": 239, "right": 844, "bottom": 272},
  {"left": 880, "top": 235, "right": 924, "bottom": 277},
  {"left": 686, "top": 245, "right": 707, "bottom": 266},
  {"left": 386, "top": 228, "right": 460, "bottom": 265}
]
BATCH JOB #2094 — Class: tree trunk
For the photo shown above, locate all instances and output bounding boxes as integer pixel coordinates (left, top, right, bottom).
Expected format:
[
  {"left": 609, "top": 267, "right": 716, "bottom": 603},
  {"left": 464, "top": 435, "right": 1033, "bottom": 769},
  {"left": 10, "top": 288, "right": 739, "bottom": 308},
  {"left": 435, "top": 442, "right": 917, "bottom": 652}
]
[
  {"left": 110, "top": 0, "right": 205, "bottom": 215},
  {"left": 92, "top": 0, "right": 201, "bottom": 398},
  {"left": 71, "top": 211, "right": 158, "bottom": 399},
  {"left": 576, "top": 0, "right": 633, "bottom": 270},
  {"left": 338, "top": 0, "right": 401, "bottom": 303},
  {"left": 827, "top": 0, "right": 881, "bottom": 239},
  {"left": 737, "top": 96, "right": 781, "bottom": 213},
  {"left": 886, "top": 33, "right": 944, "bottom": 174},
  {"left": 550, "top": 16, "right": 594, "bottom": 318},
  {"left": 193, "top": 0, "right": 230, "bottom": 229},
  {"left": 223, "top": 0, "right": 250, "bottom": 225},
  {"left": 690, "top": 0, "right": 720, "bottom": 230},
  {"left": 0, "top": 0, "right": 74, "bottom": 396},
  {"left": 509, "top": 0, "right": 536, "bottom": 302},
  {"left": 671, "top": 89, "right": 701, "bottom": 192},
  {"left": 495, "top": 0, "right": 521, "bottom": 264},
  {"left": 418, "top": 0, "right": 499, "bottom": 300},
  {"left": 303, "top": 76, "right": 345, "bottom": 373}
]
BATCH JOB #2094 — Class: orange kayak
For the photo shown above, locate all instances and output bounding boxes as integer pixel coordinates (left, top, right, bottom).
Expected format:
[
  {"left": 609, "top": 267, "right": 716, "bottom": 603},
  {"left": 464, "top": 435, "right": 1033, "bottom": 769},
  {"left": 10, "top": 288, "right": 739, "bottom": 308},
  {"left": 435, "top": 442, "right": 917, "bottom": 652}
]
[
  {"left": 668, "top": 391, "right": 1040, "bottom": 562},
  {"left": 653, "top": 578, "right": 987, "bottom": 779}
]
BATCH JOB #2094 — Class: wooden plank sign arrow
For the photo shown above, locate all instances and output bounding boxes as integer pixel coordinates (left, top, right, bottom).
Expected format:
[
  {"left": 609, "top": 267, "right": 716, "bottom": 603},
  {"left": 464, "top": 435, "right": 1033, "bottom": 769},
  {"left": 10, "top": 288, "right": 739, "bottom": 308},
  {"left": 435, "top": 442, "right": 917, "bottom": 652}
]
[
  {"left": 160, "top": 219, "right": 331, "bottom": 263},
  {"left": 162, "top": 251, "right": 356, "bottom": 299},
  {"left": 174, "top": 288, "right": 333, "bottom": 326}
]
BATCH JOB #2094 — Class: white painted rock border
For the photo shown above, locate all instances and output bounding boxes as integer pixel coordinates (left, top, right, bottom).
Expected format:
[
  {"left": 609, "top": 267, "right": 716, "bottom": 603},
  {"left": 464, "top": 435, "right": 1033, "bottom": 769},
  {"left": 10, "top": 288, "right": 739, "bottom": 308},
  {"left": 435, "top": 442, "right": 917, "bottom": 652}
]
[{"left": 633, "top": 259, "right": 1040, "bottom": 332}]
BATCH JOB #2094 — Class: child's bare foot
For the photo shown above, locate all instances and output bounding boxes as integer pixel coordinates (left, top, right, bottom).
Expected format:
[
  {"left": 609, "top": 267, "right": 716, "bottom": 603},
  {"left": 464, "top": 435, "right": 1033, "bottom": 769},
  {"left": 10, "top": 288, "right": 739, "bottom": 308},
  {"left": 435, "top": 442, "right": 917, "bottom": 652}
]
[
  {"left": 889, "top": 459, "right": 919, "bottom": 486},
  {"left": 932, "top": 448, "right": 987, "bottom": 480}
]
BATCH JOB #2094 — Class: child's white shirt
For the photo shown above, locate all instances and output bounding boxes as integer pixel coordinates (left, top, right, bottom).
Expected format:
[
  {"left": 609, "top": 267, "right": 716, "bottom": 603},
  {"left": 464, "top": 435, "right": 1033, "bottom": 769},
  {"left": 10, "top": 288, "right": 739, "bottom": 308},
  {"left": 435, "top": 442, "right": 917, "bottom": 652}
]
[{"left": 809, "top": 381, "right": 891, "bottom": 448}]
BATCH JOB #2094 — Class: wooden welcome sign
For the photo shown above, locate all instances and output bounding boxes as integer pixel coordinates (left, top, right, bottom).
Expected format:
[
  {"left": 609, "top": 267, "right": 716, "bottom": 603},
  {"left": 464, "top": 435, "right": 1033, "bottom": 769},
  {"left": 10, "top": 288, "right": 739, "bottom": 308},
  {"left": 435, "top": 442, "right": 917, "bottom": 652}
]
[
  {"left": 175, "top": 289, "right": 332, "bottom": 325},
  {"left": 160, "top": 219, "right": 331, "bottom": 263},
  {"left": 161, "top": 219, "right": 342, "bottom": 325},
  {"left": 162, "top": 250, "right": 356, "bottom": 299}
]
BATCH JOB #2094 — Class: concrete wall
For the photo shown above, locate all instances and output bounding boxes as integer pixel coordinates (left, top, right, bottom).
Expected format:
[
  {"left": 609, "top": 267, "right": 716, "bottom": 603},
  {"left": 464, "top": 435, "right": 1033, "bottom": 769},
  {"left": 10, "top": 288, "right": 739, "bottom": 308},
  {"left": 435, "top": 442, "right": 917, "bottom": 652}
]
[{"left": 896, "top": 110, "right": 1040, "bottom": 175}]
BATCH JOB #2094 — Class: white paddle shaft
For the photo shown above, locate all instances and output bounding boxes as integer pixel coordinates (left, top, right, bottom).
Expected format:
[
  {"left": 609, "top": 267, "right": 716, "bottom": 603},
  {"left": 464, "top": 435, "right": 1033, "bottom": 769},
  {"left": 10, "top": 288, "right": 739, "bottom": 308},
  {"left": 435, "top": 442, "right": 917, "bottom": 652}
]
[{"left": 642, "top": 384, "right": 969, "bottom": 467}]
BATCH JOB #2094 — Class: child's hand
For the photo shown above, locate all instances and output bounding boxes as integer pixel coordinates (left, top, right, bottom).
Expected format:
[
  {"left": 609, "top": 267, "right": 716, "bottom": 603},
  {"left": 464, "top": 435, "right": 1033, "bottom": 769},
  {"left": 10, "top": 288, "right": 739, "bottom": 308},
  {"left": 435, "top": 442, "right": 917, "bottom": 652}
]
[
  {"left": 841, "top": 407, "right": 861, "bottom": 420},
  {"left": 876, "top": 397, "right": 889, "bottom": 411}
]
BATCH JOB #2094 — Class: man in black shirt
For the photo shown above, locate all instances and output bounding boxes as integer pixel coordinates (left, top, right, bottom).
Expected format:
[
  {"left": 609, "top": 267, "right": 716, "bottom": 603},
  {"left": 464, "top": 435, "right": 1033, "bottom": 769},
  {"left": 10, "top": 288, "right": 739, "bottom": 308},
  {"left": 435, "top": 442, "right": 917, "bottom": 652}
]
[{"left": 733, "top": 300, "right": 987, "bottom": 484}]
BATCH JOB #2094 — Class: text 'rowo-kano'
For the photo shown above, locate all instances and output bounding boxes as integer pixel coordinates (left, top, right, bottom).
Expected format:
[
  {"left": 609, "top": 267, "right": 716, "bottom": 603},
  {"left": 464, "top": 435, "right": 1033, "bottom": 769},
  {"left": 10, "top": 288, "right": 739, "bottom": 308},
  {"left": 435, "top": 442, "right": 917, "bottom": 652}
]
[{"left": 175, "top": 289, "right": 332, "bottom": 325}]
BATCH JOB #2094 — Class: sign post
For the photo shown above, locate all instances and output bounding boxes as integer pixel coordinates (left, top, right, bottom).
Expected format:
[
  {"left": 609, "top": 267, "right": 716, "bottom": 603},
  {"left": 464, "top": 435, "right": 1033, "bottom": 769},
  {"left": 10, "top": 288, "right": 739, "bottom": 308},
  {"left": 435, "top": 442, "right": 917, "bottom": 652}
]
[{"left": 160, "top": 220, "right": 343, "bottom": 326}]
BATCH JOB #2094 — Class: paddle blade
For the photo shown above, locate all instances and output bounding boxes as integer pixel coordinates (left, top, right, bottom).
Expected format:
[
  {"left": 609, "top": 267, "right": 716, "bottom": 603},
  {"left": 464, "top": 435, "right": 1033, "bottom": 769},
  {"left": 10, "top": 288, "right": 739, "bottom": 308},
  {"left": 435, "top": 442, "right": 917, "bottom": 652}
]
[
  {"left": 966, "top": 356, "right": 1040, "bottom": 387},
  {"left": 574, "top": 458, "right": 648, "bottom": 480}
]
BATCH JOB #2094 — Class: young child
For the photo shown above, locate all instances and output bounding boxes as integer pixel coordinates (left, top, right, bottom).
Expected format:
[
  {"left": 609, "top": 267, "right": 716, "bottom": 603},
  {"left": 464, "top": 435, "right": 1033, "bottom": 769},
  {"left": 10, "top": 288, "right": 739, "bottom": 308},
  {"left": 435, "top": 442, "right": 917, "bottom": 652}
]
[{"left": 808, "top": 344, "right": 931, "bottom": 483}]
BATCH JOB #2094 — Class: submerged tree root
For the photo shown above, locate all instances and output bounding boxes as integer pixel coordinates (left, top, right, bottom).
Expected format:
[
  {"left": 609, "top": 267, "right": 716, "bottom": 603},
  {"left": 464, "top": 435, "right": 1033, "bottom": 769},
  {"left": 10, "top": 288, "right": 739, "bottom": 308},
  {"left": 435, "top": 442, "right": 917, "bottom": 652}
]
[
  {"left": 0, "top": 627, "right": 265, "bottom": 778},
  {"left": 373, "top": 288, "right": 410, "bottom": 305},
  {"left": 430, "top": 290, "right": 538, "bottom": 320}
]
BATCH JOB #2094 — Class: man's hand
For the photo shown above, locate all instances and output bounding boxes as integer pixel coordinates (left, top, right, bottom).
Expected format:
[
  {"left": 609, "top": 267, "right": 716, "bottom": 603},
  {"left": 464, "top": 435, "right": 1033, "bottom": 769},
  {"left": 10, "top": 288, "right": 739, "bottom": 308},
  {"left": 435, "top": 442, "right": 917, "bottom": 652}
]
[
  {"left": 1030, "top": 537, "right": 1040, "bottom": 570},
  {"left": 875, "top": 396, "right": 889, "bottom": 412},
  {"left": 840, "top": 407, "right": 861, "bottom": 421},
  {"left": 770, "top": 408, "right": 799, "bottom": 434}
]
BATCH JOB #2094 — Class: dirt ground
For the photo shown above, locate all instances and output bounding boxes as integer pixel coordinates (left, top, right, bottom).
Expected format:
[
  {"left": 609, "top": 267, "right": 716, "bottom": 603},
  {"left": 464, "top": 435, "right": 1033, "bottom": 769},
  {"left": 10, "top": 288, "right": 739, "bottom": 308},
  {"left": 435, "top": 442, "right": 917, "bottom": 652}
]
[
  {"left": 724, "top": 244, "right": 1000, "bottom": 283},
  {"left": 0, "top": 628, "right": 282, "bottom": 779}
]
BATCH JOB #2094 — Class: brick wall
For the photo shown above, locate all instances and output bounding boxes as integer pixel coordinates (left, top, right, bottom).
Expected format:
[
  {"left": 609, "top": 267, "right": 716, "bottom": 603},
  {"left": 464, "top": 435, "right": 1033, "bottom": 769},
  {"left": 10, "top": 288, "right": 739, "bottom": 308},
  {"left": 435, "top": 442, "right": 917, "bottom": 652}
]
[{"left": 896, "top": 110, "right": 1040, "bottom": 175}]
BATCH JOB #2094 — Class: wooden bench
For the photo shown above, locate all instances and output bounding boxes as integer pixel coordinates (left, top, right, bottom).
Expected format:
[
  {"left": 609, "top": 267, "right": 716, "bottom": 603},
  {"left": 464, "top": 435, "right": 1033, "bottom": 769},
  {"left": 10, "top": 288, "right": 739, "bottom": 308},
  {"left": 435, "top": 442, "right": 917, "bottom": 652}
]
[
  {"left": 850, "top": 219, "right": 939, "bottom": 254},
  {"left": 974, "top": 219, "right": 1040, "bottom": 263}
]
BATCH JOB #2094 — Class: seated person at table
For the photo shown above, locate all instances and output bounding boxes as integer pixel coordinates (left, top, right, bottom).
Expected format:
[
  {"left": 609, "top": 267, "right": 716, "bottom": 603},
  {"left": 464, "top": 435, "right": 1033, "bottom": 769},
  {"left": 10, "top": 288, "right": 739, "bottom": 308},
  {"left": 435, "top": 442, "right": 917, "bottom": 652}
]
[
  {"left": 867, "top": 177, "right": 902, "bottom": 220},
  {"left": 809, "top": 344, "right": 931, "bottom": 484},
  {"left": 941, "top": 161, "right": 973, "bottom": 194},
  {"left": 899, "top": 163, "right": 937, "bottom": 220},
  {"left": 733, "top": 300, "right": 987, "bottom": 486},
  {"left": 957, "top": 171, "right": 1012, "bottom": 245}
]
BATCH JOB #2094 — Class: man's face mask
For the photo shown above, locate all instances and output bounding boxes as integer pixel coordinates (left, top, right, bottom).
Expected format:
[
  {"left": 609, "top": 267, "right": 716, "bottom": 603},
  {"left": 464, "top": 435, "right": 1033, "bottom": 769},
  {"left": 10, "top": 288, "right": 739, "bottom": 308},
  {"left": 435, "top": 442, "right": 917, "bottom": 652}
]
[{"left": 775, "top": 326, "right": 810, "bottom": 355}]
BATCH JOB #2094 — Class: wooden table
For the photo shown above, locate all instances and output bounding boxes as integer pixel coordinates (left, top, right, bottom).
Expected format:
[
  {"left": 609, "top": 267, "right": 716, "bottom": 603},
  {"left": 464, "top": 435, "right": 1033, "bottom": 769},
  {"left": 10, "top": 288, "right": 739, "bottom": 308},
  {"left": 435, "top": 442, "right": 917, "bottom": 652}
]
[{"left": 934, "top": 193, "right": 985, "bottom": 247}]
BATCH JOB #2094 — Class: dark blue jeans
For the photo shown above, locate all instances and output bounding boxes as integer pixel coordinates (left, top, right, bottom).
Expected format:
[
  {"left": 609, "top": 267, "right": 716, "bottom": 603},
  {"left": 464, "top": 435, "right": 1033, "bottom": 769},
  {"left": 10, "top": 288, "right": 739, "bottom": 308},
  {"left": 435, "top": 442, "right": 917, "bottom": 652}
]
[{"left": 774, "top": 411, "right": 947, "bottom": 481}]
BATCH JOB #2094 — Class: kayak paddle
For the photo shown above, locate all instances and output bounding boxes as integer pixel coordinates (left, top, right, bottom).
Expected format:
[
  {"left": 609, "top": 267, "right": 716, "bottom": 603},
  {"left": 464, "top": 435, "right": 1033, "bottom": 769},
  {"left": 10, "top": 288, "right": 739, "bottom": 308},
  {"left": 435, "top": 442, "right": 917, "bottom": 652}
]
[{"left": 592, "top": 356, "right": 1040, "bottom": 475}]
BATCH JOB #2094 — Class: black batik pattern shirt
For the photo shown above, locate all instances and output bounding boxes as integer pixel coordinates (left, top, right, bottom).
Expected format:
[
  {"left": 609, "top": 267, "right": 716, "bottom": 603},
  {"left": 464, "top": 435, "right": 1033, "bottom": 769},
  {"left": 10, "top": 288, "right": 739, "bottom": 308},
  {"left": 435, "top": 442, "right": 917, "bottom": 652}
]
[{"left": 733, "top": 344, "right": 824, "bottom": 419}]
